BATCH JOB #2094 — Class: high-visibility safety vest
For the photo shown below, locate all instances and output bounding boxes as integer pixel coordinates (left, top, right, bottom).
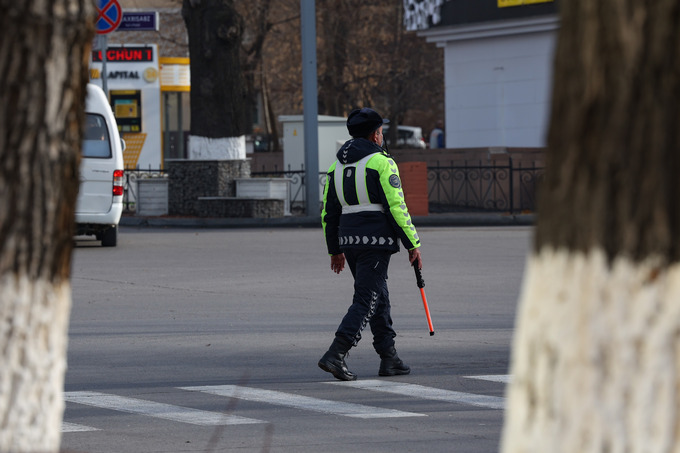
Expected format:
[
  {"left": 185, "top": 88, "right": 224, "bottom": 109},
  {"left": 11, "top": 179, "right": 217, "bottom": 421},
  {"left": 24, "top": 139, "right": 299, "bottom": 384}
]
[
  {"left": 321, "top": 144, "right": 421, "bottom": 256},
  {"left": 334, "top": 153, "right": 385, "bottom": 214}
]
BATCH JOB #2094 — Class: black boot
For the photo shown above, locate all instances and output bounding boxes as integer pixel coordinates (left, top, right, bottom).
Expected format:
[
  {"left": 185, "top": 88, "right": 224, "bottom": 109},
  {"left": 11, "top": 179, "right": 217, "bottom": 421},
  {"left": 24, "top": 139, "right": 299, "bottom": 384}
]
[
  {"left": 318, "top": 339, "right": 357, "bottom": 381},
  {"left": 378, "top": 346, "right": 410, "bottom": 376}
]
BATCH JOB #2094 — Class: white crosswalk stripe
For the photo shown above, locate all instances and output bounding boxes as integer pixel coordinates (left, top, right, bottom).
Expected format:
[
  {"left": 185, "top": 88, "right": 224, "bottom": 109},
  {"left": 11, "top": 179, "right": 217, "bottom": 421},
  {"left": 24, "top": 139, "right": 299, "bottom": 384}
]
[
  {"left": 465, "top": 375, "right": 512, "bottom": 384},
  {"left": 61, "top": 422, "right": 99, "bottom": 433},
  {"left": 63, "top": 376, "right": 509, "bottom": 432},
  {"left": 64, "top": 391, "right": 266, "bottom": 426},
  {"left": 180, "top": 384, "right": 426, "bottom": 419},
  {"left": 328, "top": 380, "right": 505, "bottom": 410}
]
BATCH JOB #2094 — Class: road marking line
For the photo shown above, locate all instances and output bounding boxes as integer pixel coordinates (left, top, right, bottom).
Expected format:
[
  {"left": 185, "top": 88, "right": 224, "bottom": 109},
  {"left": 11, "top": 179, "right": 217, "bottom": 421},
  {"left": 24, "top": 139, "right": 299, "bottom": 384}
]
[
  {"left": 180, "top": 385, "right": 426, "bottom": 419},
  {"left": 465, "top": 375, "right": 512, "bottom": 384},
  {"left": 64, "top": 391, "right": 265, "bottom": 426},
  {"left": 328, "top": 380, "right": 505, "bottom": 410},
  {"left": 62, "top": 422, "right": 99, "bottom": 433}
]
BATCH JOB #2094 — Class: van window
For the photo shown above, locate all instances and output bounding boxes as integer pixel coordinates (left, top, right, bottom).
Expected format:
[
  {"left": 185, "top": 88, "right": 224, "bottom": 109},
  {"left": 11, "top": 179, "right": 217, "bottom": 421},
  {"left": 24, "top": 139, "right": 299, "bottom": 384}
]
[
  {"left": 399, "top": 129, "right": 414, "bottom": 140},
  {"left": 82, "top": 113, "right": 112, "bottom": 158}
]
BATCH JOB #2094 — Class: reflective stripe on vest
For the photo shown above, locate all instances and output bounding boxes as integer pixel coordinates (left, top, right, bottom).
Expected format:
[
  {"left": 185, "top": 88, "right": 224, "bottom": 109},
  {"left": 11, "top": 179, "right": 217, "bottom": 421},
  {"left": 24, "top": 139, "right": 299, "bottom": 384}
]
[
  {"left": 334, "top": 153, "right": 383, "bottom": 214},
  {"left": 342, "top": 204, "right": 384, "bottom": 214}
]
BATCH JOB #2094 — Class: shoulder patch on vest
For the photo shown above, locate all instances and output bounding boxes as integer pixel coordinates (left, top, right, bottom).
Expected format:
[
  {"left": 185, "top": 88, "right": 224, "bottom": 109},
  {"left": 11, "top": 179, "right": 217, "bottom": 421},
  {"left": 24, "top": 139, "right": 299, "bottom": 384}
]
[{"left": 389, "top": 174, "right": 401, "bottom": 188}]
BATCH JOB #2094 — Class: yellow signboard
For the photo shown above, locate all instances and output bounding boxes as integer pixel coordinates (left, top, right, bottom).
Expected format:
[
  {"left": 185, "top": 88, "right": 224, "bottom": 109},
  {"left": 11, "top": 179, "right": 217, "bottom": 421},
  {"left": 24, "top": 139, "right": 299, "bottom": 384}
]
[
  {"left": 498, "top": 0, "right": 554, "bottom": 7},
  {"left": 159, "top": 57, "right": 191, "bottom": 92}
]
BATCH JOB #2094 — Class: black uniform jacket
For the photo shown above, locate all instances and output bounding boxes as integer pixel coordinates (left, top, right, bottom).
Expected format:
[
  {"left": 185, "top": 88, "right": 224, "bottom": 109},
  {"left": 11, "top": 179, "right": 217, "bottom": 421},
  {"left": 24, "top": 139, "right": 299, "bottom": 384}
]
[{"left": 321, "top": 138, "right": 421, "bottom": 256}]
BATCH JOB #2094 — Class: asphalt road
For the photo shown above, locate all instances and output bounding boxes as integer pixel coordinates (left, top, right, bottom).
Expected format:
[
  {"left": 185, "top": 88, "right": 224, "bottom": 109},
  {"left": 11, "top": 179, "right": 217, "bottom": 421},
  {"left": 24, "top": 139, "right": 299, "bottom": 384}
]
[{"left": 62, "top": 225, "right": 532, "bottom": 453}]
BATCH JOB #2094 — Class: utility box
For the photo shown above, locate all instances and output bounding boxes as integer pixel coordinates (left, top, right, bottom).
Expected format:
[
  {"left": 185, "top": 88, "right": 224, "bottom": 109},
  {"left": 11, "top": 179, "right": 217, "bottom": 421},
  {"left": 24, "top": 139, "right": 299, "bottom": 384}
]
[
  {"left": 137, "top": 178, "right": 169, "bottom": 216},
  {"left": 279, "top": 115, "right": 350, "bottom": 204}
]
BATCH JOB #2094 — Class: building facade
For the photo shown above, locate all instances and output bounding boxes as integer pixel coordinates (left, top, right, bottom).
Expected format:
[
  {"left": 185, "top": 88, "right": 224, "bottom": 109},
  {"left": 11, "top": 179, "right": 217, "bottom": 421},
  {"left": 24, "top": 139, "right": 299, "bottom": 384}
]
[
  {"left": 406, "top": 0, "right": 559, "bottom": 149},
  {"left": 91, "top": 2, "right": 190, "bottom": 169}
]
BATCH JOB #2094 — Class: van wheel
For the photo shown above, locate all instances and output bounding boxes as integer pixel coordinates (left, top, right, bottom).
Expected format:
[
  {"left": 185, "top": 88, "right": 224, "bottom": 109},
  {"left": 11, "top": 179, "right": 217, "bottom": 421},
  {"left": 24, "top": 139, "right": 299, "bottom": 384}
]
[{"left": 101, "top": 226, "right": 118, "bottom": 247}]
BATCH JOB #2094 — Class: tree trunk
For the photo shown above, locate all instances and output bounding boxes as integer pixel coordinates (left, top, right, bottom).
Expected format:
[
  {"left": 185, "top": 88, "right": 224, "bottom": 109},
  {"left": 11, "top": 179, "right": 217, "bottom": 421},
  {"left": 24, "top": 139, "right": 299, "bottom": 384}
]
[
  {"left": 502, "top": 1, "right": 680, "bottom": 452},
  {"left": 182, "top": 0, "right": 247, "bottom": 160},
  {"left": 0, "top": 1, "right": 93, "bottom": 451},
  {"left": 239, "top": 0, "right": 273, "bottom": 138},
  {"left": 318, "top": 2, "right": 350, "bottom": 117}
]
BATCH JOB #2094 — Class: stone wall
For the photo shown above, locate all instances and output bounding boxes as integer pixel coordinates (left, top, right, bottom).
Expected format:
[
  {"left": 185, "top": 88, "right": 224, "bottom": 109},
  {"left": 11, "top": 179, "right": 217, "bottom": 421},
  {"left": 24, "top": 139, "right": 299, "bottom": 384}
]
[
  {"left": 167, "top": 159, "right": 250, "bottom": 216},
  {"left": 194, "top": 198, "right": 284, "bottom": 218}
]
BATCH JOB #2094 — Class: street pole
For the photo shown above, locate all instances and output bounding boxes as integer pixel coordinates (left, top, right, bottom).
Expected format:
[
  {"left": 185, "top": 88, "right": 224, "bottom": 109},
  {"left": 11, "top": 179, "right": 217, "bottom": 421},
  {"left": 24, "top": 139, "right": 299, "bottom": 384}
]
[
  {"left": 300, "top": 0, "right": 319, "bottom": 219},
  {"left": 100, "top": 35, "right": 108, "bottom": 96}
]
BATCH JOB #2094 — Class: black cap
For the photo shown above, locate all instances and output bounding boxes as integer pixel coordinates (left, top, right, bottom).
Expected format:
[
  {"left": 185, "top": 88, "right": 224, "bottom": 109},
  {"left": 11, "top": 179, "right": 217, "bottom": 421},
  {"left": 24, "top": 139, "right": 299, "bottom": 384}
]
[{"left": 347, "top": 108, "right": 389, "bottom": 137}]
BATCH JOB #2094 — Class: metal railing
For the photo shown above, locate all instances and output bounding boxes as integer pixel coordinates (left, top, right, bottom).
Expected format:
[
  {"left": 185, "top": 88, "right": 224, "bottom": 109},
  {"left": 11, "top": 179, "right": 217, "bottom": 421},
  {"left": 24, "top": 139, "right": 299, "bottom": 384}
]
[
  {"left": 252, "top": 159, "right": 543, "bottom": 215},
  {"left": 427, "top": 159, "right": 544, "bottom": 213},
  {"left": 125, "top": 160, "right": 543, "bottom": 215}
]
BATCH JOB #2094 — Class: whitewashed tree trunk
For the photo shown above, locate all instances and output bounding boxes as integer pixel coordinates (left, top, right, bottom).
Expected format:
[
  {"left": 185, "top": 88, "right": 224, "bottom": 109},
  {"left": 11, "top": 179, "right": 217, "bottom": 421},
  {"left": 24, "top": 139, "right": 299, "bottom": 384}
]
[
  {"left": 182, "top": 0, "right": 247, "bottom": 160},
  {"left": 502, "top": 1, "right": 680, "bottom": 452},
  {"left": 187, "top": 135, "right": 246, "bottom": 160},
  {"left": 0, "top": 279, "right": 73, "bottom": 451},
  {"left": 503, "top": 251, "right": 680, "bottom": 452},
  {"left": 0, "top": 1, "right": 94, "bottom": 451}
]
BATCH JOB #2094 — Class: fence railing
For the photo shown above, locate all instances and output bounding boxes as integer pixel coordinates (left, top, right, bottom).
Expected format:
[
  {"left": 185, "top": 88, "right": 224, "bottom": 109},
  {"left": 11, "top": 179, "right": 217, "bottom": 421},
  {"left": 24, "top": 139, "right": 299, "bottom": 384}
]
[
  {"left": 427, "top": 159, "right": 544, "bottom": 213},
  {"left": 252, "top": 159, "right": 543, "bottom": 214},
  {"left": 122, "top": 160, "right": 543, "bottom": 215}
]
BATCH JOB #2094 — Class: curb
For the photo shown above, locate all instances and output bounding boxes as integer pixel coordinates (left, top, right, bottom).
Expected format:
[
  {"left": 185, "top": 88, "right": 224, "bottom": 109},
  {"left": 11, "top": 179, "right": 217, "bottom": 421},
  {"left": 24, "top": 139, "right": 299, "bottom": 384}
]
[{"left": 120, "top": 213, "right": 536, "bottom": 229}]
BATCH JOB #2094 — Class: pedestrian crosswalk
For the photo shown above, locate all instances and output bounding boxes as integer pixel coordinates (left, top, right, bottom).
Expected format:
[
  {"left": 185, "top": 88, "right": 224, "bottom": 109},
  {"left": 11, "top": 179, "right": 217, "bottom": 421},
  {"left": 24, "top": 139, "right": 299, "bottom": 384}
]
[
  {"left": 65, "top": 391, "right": 265, "bottom": 426},
  {"left": 63, "top": 375, "right": 510, "bottom": 433},
  {"left": 180, "top": 384, "right": 425, "bottom": 418},
  {"left": 329, "top": 380, "right": 505, "bottom": 410}
]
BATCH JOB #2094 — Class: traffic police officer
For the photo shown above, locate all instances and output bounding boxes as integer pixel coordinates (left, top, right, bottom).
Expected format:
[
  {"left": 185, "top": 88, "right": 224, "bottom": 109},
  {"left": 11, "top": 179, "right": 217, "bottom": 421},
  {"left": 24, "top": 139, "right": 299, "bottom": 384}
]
[{"left": 318, "top": 107, "right": 423, "bottom": 381}]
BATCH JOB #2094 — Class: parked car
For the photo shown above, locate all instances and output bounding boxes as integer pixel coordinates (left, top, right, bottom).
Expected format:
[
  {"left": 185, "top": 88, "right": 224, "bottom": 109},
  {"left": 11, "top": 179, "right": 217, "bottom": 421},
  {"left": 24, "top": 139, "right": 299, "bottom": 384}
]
[
  {"left": 382, "top": 125, "right": 427, "bottom": 149},
  {"left": 75, "top": 84, "right": 125, "bottom": 247}
]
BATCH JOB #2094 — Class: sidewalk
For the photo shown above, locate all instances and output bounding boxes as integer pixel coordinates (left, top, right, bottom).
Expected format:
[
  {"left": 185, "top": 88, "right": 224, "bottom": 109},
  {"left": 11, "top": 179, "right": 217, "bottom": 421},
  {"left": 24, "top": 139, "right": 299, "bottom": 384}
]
[{"left": 120, "top": 212, "right": 536, "bottom": 229}]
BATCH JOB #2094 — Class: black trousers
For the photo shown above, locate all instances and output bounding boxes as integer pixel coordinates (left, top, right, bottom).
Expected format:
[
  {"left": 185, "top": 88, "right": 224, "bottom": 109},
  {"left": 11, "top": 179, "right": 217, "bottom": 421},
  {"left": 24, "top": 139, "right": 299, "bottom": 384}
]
[{"left": 335, "top": 249, "right": 396, "bottom": 355}]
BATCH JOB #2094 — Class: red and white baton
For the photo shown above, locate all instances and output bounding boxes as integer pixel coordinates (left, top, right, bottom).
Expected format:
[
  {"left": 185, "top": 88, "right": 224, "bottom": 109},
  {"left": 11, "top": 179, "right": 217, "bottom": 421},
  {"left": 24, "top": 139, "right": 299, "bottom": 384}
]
[{"left": 413, "top": 264, "right": 434, "bottom": 336}]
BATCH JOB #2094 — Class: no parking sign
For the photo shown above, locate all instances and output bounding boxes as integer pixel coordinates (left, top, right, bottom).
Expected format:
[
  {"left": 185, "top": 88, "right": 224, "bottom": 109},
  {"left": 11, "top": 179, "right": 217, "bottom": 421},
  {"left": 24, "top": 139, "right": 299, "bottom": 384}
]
[
  {"left": 96, "top": 0, "right": 123, "bottom": 34},
  {"left": 94, "top": 0, "right": 122, "bottom": 95}
]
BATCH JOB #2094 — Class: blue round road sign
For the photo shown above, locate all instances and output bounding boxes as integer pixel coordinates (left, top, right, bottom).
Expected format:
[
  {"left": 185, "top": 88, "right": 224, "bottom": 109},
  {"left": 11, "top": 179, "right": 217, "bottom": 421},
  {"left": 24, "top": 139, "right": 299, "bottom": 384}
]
[{"left": 96, "top": 0, "right": 123, "bottom": 34}]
